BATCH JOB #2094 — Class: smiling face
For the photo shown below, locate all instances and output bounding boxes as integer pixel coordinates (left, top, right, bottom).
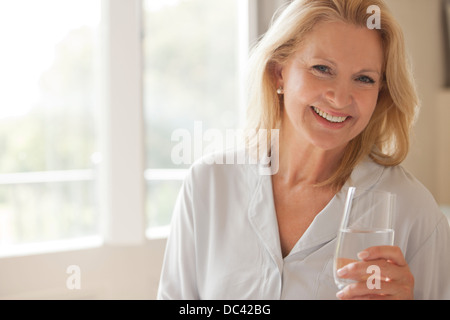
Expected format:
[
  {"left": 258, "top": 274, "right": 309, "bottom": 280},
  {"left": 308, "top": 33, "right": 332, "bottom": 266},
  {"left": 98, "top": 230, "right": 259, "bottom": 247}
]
[{"left": 275, "top": 20, "right": 384, "bottom": 152}]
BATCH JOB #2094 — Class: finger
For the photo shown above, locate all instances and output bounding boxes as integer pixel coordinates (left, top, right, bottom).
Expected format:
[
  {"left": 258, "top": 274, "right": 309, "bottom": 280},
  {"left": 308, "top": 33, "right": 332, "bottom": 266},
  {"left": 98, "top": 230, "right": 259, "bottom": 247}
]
[
  {"left": 342, "top": 294, "right": 390, "bottom": 300},
  {"left": 336, "top": 261, "right": 414, "bottom": 299},
  {"left": 338, "top": 292, "right": 393, "bottom": 300},
  {"left": 337, "top": 259, "right": 404, "bottom": 282},
  {"left": 336, "top": 280, "right": 399, "bottom": 300},
  {"left": 357, "top": 245, "right": 407, "bottom": 266}
]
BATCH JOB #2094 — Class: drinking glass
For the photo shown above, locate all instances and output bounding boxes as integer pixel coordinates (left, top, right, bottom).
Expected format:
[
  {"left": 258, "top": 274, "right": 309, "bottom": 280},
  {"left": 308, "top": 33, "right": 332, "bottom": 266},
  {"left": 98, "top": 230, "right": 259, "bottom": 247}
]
[{"left": 333, "top": 187, "right": 396, "bottom": 289}]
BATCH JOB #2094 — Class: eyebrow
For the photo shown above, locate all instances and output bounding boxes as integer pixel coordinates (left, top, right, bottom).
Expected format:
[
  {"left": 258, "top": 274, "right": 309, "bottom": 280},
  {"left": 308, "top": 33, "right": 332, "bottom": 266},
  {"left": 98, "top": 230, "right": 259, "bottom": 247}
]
[{"left": 357, "top": 67, "right": 381, "bottom": 74}]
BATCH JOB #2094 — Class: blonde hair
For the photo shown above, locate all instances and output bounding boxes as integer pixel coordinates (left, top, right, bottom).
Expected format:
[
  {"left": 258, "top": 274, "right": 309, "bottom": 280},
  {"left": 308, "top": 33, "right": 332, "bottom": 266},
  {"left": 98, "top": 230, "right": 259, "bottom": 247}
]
[{"left": 245, "top": 0, "right": 419, "bottom": 189}]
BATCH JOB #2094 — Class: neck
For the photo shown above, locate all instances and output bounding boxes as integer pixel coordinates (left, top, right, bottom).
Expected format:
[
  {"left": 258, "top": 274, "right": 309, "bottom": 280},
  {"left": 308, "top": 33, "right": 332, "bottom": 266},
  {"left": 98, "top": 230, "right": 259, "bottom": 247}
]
[{"left": 275, "top": 123, "right": 346, "bottom": 187}]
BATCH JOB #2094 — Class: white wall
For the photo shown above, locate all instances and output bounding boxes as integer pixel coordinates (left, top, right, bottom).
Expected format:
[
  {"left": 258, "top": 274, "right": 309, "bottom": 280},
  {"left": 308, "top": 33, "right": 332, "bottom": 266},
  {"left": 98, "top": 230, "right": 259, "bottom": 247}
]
[
  {"left": 0, "top": 239, "right": 166, "bottom": 299},
  {"left": 254, "top": 0, "right": 290, "bottom": 36},
  {"left": 386, "top": 0, "right": 450, "bottom": 205},
  {"left": 0, "top": 240, "right": 165, "bottom": 299}
]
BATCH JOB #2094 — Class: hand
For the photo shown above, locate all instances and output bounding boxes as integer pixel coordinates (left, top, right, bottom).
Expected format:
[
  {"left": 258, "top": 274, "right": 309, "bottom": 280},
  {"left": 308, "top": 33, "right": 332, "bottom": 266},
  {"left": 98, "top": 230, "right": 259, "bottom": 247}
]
[{"left": 336, "top": 246, "right": 414, "bottom": 300}]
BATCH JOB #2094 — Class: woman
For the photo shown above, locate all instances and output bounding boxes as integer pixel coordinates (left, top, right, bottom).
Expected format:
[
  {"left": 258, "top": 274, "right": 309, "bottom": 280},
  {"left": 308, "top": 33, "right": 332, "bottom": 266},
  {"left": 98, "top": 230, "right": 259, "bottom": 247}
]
[{"left": 158, "top": 0, "right": 450, "bottom": 299}]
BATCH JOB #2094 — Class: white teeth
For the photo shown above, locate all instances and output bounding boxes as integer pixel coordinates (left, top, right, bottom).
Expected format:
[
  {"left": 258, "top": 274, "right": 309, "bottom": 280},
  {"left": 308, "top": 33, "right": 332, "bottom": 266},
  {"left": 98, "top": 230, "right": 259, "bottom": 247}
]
[{"left": 312, "top": 106, "right": 347, "bottom": 123}]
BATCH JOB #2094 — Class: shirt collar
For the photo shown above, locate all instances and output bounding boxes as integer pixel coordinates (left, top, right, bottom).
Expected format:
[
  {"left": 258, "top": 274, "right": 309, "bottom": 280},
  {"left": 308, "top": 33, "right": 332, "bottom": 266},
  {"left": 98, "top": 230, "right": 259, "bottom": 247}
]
[{"left": 248, "top": 157, "right": 385, "bottom": 259}]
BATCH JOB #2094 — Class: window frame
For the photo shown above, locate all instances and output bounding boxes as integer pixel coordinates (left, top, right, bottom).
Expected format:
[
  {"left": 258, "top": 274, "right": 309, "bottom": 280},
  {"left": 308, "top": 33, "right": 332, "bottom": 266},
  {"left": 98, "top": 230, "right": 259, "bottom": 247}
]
[{"left": 99, "top": 0, "right": 145, "bottom": 245}]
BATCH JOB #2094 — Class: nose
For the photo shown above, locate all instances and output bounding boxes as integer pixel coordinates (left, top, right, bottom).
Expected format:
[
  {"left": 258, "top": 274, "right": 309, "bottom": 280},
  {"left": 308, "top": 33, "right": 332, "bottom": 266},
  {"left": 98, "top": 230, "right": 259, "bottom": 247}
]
[{"left": 324, "top": 80, "right": 353, "bottom": 109}]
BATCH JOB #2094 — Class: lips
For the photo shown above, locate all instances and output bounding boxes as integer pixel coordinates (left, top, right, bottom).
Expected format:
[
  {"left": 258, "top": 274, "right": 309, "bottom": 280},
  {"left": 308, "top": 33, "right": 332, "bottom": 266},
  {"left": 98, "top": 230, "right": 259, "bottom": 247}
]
[{"left": 311, "top": 106, "right": 349, "bottom": 123}]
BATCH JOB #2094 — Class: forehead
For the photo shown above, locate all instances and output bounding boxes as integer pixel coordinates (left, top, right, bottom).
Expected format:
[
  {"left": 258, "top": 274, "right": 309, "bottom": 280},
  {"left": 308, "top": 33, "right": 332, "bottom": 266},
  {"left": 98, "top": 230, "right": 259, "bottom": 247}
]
[{"left": 295, "top": 20, "right": 383, "bottom": 71}]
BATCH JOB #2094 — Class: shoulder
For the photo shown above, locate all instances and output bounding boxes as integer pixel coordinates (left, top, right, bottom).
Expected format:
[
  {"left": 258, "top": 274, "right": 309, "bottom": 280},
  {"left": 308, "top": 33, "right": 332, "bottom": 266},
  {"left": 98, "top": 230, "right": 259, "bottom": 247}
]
[
  {"left": 183, "top": 148, "right": 260, "bottom": 199},
  {"left": 351, "top": 158, "right": 439, "bottom": 213},
  {"left": 363, "top": 161, "right": 449, "bottom": 258},
  {"left": 350, "top": 158, "right": 445, "bottom": 240},
  {"left": 376, "top": 163, "right": 439, "bottom": 215},
  {"left": 188, "top": 148, "right": 253, "bottom": 179},
  {"left": 350, "top": 159, "right": 450, "bottom": 268}
]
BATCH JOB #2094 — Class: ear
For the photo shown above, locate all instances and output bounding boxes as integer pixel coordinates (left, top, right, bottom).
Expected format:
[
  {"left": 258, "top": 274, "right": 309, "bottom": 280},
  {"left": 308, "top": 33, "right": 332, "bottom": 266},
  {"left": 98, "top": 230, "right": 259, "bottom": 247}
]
[{"left": 269, "top": 61, "right": 284, "bottom": 88}]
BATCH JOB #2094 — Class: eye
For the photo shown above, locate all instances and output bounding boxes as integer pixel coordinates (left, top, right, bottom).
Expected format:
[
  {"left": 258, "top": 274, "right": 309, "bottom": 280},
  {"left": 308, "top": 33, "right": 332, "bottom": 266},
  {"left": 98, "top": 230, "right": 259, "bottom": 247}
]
[
  {"left": 356, "top": 75, "right": 375, "bottom": 84},
  {"left": 312, "top": 65, "right": 331, "bottom": 74}
]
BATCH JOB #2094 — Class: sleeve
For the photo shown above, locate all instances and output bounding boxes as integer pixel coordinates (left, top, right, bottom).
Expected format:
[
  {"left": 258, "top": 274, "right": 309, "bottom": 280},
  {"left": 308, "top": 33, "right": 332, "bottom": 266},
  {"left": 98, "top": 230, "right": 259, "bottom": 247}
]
[
  {"left": 409, "top": 215, "right": 450, "bottom": 300},
  {"left": 157, "top": 172, "right": 199, "bottom": 300}
]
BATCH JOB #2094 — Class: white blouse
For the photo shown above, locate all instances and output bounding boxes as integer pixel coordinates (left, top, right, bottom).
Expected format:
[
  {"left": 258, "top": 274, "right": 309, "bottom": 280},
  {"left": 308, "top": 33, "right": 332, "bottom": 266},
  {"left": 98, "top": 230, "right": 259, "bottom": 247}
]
[{"left": 157, "top": 150, "right": 450, "bottom": 299}]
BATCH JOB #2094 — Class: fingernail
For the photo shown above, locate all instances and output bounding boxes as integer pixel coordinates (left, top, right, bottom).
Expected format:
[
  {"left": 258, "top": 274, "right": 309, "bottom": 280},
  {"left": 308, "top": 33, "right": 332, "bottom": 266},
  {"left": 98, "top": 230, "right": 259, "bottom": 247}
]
[
  {"left": 358, "top": 250, "right": 369, "bottom": 260},
  {"left": 337, "top": 268, "right": 347, "bottom": 277},
  {"left": 336, "top": 290, "right": 344, "bottom": 299}
]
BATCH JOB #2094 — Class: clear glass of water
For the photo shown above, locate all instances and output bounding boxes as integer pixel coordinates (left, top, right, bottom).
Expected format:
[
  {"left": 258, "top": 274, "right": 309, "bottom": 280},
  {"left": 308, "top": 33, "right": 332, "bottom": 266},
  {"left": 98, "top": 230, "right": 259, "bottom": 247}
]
[{"left": 333, "top": 187, "right": 396, "bottom": 290}]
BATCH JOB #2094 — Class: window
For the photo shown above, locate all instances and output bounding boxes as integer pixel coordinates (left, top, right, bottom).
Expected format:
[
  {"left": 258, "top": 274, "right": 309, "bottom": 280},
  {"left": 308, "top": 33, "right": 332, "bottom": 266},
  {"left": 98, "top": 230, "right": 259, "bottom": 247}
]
[
  {"left": 142, "top": 0, "right": 245, "bottom": 235},
  {"left": 0, "top": 0, "right": 101, "bottom": 246},
  {"left": 0, "top": 0, "right": 249, "bottom": 249}
]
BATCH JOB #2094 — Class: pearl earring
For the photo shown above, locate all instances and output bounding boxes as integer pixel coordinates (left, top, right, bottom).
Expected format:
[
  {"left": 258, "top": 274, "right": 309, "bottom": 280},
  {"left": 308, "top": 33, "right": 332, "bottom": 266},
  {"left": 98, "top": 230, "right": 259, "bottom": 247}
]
[{"left": 277, "top": 87, "right": 284, "bottom": 95}]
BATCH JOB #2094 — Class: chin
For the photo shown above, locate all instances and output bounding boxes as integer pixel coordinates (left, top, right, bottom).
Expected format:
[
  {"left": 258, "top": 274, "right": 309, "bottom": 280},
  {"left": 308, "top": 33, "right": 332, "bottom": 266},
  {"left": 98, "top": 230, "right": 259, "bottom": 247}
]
[{"left": 307, "top": 135, "right": 349, "bottom": 153}]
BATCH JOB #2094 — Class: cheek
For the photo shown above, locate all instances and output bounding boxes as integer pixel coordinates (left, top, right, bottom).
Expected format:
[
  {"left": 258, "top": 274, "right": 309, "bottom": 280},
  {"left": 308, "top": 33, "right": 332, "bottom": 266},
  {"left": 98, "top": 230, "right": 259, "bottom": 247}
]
[
  {"left": 357, "top": 93, "right": 379, "bottom": 122},
  {"left": 284, "top": 74, "right": 323, "bottom": 108}
]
